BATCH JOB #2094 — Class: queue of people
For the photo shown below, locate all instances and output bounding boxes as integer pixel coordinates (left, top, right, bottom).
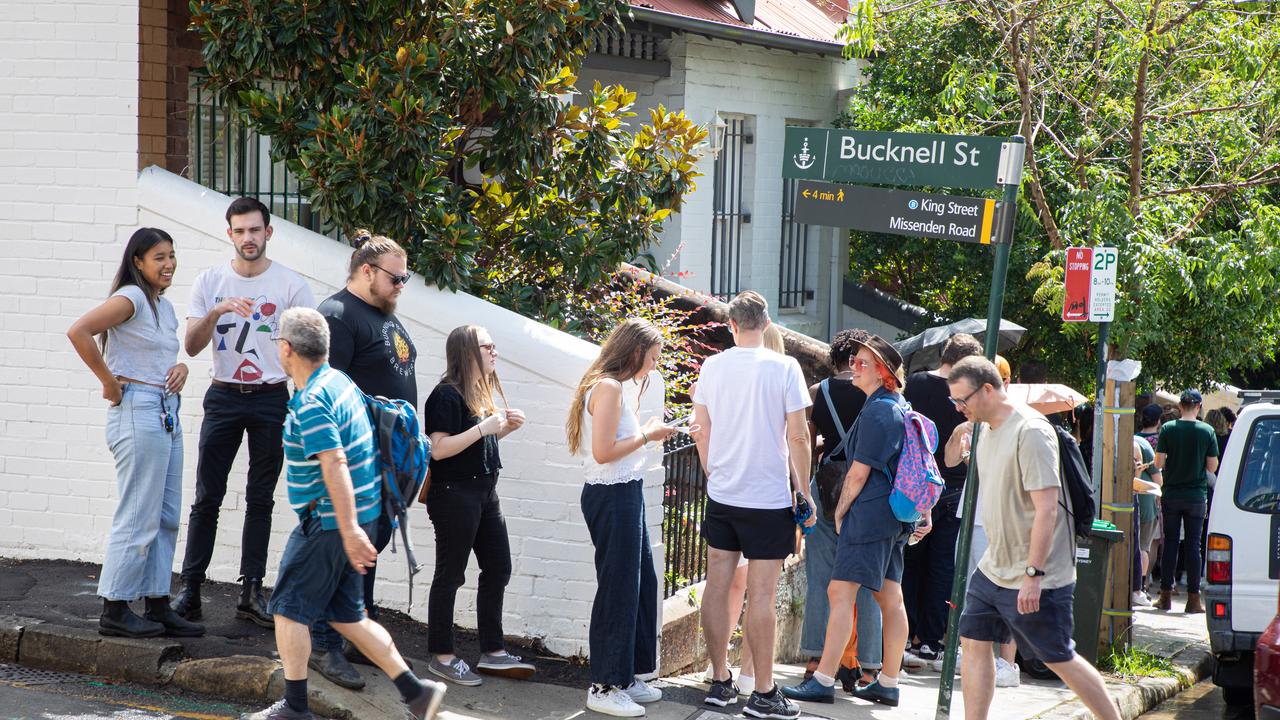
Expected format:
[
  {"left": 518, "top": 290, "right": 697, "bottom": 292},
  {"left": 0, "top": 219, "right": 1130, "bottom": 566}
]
[{"left": 69, "top": 207, "right": 1126, "bottom": 720}]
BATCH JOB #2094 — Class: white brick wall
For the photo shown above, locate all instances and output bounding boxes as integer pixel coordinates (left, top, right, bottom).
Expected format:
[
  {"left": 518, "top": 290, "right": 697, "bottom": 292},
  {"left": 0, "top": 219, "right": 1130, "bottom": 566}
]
[{"left": 0, "top": 0, "right": 141, "bottom": 547}]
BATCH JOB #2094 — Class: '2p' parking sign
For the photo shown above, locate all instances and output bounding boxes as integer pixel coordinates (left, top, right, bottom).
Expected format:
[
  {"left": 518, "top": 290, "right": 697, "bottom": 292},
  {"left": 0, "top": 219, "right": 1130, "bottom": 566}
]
[{"left": 1062, "top": 246, "right": 1119, "bottom": 323}]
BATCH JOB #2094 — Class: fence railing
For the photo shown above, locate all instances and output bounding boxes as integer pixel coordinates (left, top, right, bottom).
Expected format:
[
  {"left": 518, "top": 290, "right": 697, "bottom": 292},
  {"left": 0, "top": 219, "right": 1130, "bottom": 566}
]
[
  {"left": 662, "top": 436, "right": 709, "bottom": 597},
  {"left": 188, "top": 80, "right": 344, "bottom": 241},
  {"left": 778, "top": 177, "right": 813, "bottom": 309}
]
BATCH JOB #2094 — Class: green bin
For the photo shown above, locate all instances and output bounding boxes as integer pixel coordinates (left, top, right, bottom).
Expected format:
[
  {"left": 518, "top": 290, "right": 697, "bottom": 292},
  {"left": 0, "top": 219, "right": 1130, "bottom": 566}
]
[{"left": 1072, "top": 520, "right": 1124, "bottom": 665}]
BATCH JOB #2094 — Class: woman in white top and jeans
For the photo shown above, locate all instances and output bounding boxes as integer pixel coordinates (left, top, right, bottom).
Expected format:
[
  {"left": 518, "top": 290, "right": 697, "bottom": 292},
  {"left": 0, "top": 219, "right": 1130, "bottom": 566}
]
[
  {"left": 66, "top": 228, "right": 202, "bottom": 639},
  {"left": 566, "top": 319, "right": 676, "bottom": 717}
]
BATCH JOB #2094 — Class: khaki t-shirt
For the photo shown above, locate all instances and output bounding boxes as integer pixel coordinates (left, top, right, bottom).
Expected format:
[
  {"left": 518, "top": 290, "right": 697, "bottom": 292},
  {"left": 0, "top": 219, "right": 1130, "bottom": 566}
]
[{"left": 975, "top": 404, "right": 1077, "bottom": 590}]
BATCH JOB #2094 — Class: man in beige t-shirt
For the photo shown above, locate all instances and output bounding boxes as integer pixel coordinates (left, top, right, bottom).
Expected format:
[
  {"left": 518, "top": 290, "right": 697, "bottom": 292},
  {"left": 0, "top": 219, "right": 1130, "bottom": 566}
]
[{"left": 947, "top": 357, "right": 1118, "bottom": 720}]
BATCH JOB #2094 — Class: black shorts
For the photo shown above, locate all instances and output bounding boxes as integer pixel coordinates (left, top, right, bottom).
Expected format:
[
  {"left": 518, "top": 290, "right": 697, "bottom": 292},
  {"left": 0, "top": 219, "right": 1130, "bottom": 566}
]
[
  {"left": 958, "top": 569, "right": 1077, "bottom": 663},
  {"left": 702, "top": 498, "right": 795, "bottom": 560}
]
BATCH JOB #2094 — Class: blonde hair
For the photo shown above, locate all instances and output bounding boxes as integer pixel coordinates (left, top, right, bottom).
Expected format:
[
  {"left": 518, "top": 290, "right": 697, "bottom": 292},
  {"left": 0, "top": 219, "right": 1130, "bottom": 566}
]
[
  {"left": 994, "top": 354, "right": 1012, "bottom": 385},
  {"left": 441, "top": 325, "right": 506, "bottom": 418},
  {"left": 763, "top": 324, "right": 785, "bottom": 354},
  {"left": 566, "top": 319, "right": 663, "bottom": 456}
]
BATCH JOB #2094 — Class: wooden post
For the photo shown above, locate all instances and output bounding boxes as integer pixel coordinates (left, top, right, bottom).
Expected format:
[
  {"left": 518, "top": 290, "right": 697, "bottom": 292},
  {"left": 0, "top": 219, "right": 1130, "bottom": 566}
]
[{"left": 1098, "top": 379, "right": 1136, "bottom": 656}]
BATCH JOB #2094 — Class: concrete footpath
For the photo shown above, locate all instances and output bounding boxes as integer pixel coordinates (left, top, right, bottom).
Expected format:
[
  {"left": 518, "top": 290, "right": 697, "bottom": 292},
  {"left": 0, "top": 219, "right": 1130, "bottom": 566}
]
[{"left": 0, "top": 557, "right": 1213, "bottom": 719}]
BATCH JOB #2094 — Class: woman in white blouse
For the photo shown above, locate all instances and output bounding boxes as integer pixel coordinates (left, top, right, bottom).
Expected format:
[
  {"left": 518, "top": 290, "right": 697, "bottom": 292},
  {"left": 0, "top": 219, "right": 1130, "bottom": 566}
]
[{"left": 566, "top": 319, "right": 677, "bottom": 717}]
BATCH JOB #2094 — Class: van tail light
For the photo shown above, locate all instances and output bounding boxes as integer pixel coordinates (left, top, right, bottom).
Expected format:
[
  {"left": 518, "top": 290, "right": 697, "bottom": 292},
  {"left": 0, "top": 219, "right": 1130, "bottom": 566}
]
[{"left": 1206, "top": 534, "right": 1232, "bottom": 585}]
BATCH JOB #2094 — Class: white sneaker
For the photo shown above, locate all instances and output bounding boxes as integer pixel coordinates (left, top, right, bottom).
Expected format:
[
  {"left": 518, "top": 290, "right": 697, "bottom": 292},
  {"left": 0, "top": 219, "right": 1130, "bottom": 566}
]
[
  {"left": 930, "top": 647, "right": 958, "bottom": 673},
  {"left": 995, "top": 658, "right": 1021, "bottom": 688},
  {"left": 624, "top": 678, "right": 662, "bottom": 704},
  {"left": 587, "top": 686, "right": 646, "bottom": 717},
  {"left": 902, "top": 649, "right": 927, "bottom": 670},
  {"left": 1132, "top": 590, "right": 1153, "bottom": 607},
  {"left": 737, "top": 674, "right": 755, "bottom": 696}
]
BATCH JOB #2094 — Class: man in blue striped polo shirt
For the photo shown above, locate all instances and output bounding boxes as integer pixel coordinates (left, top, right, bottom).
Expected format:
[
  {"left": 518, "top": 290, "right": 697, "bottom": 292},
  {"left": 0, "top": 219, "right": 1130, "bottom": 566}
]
[{"left": 240, "top": 307, "right": 443, "bottom": 720}]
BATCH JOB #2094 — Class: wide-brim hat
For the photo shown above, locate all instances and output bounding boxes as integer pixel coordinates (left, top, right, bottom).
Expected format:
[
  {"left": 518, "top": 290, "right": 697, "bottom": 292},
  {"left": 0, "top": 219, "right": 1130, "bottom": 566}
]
[{"left": 853, "top": 332, "right": 906, "bottom": 385}]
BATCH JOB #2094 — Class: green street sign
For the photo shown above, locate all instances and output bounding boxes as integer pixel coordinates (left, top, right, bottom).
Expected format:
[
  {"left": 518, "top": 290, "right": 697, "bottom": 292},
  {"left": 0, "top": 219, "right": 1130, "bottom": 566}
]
[
  {"left": 794, "top": 180, "right": 1003, "bottom": 245},
  {"left": 783, "top": 127, "right": 1011, "bottom": 190}
]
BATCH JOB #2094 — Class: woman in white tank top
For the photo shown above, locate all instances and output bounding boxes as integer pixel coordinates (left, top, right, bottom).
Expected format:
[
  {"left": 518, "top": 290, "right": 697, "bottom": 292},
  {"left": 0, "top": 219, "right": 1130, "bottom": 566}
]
[{"left": 565, "top": 319, "right": 676, "bottom": 717}]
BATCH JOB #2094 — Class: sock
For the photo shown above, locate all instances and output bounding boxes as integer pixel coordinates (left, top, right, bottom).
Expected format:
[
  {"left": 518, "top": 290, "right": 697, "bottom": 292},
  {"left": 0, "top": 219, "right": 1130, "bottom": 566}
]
[
  {"left": 284, "top": 678, "right": 308, "bottom": 713},
  {"left": 393, "top": 671, "right": 426, "bottom": 702},
  {"left": 739, "top": 674, "right": 754, "bottom": 686},
  {"left": 813, "top": 671, "right": 835, "bottom": 687},
  {"left": 878, "top": 673, "right": 899, "bottom": 688},
  {"left": 488, "top": 649, "right": 509, "bottom": 657}
]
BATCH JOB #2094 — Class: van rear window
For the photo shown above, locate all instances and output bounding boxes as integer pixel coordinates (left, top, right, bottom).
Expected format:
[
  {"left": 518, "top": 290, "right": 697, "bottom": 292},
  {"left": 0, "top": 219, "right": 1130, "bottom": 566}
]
[{"left": 1237, "top": 417, "right": 1280, "bottom": 513}]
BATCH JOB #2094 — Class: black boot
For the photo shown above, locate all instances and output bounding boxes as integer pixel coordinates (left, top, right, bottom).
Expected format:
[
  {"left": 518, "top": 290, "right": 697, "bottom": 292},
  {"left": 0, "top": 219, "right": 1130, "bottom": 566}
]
[
  {"left": 99, "top": 599, "right": 164, "bottom": 638},
  {"left": 236, "top": 577, "right": 274, "bottom": 628},
  {"left": 172, "top": 579, "right": 202, "bottom": 620},
  {"left": 144, "top": 596, "right": 206, "bottom": 637},
  {"left": 309, "top": 647, "right": 367, "bottom": 691}
]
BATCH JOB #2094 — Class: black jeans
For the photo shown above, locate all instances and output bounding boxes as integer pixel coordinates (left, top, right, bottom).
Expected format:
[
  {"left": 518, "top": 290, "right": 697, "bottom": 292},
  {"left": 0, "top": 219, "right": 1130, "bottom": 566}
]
[
  {"left": 1160, "top": 497, "right": 1207, "bottom": 593},
  {"left": 180, "top": 384, "right": 287, "bottom": 583},
  {"left": 311, "top": 512, "right": 393, "bottom": 651},
  {"left": 581, "top": 479, "right": 658, "bottom": 686},
  {"left": 902, "top": 489, "right": 961, "bottom": 647},
  {"left": 426, "top": 476, "right": 511, "bottom": 655}
]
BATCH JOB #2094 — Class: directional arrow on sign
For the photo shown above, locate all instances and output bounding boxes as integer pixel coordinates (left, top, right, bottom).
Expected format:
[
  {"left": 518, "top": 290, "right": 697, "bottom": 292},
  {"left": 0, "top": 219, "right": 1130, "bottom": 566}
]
[{"left": 802, "top": 189, "right": 811, "bottom": 199}]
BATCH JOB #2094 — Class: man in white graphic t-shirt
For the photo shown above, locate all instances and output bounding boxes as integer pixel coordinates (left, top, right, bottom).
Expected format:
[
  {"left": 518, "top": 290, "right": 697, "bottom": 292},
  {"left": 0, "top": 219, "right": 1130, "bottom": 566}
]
[
  {"left": 692, "top": 290, "right": 815, "bottom": 719},
  {"left": 172, "top": 197, "right": 315, "bottom": 629}
]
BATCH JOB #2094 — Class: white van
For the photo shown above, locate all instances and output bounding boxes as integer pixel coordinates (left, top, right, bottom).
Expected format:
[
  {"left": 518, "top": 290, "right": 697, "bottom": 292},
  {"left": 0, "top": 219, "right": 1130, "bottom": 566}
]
[{"left": 1205, "top": 392, "right": 1280, "bottom": 705}]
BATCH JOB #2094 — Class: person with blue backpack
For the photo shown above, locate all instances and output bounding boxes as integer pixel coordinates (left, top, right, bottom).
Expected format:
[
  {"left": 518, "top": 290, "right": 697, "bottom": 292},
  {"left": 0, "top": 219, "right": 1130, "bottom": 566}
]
[
  {"left": 242, "top": 307, "right": 443, "bottom": 720},
  {"left": 784, "top": 333, "right": 941, "bottom": 708},
  {"left": 310, "top": 232, "right": 420, "bottom": 690}
]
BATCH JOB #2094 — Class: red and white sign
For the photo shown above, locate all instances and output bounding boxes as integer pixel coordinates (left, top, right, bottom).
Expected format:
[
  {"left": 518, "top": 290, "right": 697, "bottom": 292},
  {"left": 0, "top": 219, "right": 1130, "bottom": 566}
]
[{"left": 1063, "top": 247, "right": 1092, "bottom": 321}]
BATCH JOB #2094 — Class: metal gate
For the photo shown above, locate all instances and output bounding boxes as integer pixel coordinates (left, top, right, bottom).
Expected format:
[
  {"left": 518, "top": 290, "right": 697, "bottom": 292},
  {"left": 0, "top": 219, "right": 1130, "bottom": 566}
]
[{"left": 779, "top": 177, "right": 813, "bottom": 308}]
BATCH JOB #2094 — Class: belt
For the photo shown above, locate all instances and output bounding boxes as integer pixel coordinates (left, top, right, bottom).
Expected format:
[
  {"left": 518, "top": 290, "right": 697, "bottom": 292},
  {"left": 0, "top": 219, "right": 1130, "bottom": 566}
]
[{"left": 211, "top": 379, "right": 287, "bottom": 394}]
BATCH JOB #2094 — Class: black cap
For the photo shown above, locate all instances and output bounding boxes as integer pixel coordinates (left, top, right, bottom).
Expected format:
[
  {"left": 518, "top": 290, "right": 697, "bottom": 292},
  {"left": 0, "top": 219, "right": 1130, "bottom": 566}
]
[{"left": 1180, "top": 389, "right": 1203, "bottom": 406}]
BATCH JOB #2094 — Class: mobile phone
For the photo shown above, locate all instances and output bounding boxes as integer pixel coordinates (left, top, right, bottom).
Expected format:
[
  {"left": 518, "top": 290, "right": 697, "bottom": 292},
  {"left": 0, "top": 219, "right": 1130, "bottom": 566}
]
[{"left": 665, "top": 414, "right": 691, "bottom": 429}]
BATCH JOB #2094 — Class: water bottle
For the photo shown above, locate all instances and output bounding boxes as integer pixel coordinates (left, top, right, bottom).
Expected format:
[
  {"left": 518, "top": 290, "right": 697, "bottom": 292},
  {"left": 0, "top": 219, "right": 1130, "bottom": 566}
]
[{"left": 794, "top": 492, "right": 814, "bottom": 536}]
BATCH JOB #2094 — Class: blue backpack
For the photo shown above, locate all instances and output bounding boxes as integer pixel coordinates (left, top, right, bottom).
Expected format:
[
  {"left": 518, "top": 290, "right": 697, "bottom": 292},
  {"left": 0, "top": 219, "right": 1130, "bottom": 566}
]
[{"left": 364, "top": 394, "right": 431, "bottom": 609}]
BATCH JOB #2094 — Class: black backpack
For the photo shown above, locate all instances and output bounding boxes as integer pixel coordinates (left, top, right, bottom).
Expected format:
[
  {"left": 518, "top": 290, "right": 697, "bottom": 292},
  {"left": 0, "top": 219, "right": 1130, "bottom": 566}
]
[{"left": 1053, "top": 424, "right": 1095, "bottom": 540}]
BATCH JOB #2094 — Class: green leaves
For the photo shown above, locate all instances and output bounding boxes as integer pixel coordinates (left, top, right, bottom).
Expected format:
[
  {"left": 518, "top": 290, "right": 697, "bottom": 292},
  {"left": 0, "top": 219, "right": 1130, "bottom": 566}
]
[
  {"left": 191, "top": 0, "right": 706, "bottom": 321},
  {"left": 838, "top": 0, "right": 1280, "bottom": 390}
]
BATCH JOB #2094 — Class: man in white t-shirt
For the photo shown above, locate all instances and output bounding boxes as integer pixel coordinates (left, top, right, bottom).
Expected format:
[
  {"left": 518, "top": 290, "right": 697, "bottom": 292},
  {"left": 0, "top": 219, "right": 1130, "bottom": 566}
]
[
  {"left": 172, "top": 197, "right": 315, "bottom": 629},
  {"left": 692, "top": 290, "right": 814, "bottom": 719}
]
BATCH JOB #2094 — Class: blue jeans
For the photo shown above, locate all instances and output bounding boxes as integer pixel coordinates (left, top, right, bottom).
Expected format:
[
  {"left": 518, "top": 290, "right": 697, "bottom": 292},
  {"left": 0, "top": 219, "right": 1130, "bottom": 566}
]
[
  {"left": 582, "top": 479, "right": 658, "bottom": 685},
  {"left": 98, "top": 385, "right": 183, "bottom": 601},
  {"left": 800, "top": 478, "right": 883, "bottom": 669}
]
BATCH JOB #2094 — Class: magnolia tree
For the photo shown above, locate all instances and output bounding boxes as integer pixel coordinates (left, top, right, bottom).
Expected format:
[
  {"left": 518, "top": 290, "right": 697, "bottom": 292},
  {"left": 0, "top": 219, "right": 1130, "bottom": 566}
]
[
  {"left": 839, "top": 0, "right": 1280, "bottom": 389},
  {"left": 191, "top": 0, "right": 707, "bottom": 322}
]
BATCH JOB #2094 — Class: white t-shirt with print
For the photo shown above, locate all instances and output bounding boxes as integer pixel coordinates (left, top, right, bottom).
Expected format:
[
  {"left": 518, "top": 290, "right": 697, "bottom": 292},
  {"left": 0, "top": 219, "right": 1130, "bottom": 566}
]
[
  {"left": 187, "top": 261, "right": 315, "bottom": 384},
  {"left": 693, "top": 345, "right": 812, "bottom": 510}
]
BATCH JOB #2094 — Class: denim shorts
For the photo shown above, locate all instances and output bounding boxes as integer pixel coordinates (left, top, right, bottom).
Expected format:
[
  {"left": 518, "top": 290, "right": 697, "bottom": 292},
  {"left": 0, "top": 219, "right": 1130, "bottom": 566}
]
[
  {"left": 831, "top": 525, "right": 910, "bottom": 592},
  {"left": 268, "top": 514, "right": 377, "bottom": 626},
  {"left": 959, "top": 569, "right": 1077, "bottom": 663}
]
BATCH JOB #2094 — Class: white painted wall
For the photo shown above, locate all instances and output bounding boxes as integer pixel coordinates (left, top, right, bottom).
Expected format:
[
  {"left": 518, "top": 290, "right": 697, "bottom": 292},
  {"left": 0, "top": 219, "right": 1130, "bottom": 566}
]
[{"left": 0, "top": 0, "right": 142, "bottom": 549}]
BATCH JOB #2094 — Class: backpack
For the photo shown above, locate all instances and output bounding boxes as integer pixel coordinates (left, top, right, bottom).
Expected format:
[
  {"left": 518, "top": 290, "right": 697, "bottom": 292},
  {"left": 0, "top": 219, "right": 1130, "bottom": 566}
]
[
  {"left": 885, "top": 402, "right": 946, "bottom": 523},
  {"left": 1052, "top": 423, "right": 1095, "bottom": 540},
  {"left": 364, "top": 393, "right": 431, "bottom": 609},
  {"left": 814, "top": 379, "right": 855, "bottom": 521}
]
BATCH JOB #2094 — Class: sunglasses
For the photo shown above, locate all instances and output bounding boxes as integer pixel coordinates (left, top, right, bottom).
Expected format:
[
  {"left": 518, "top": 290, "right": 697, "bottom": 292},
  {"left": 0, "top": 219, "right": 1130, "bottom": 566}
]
[
  {"left": 160, "top": 395, "right": 175, "bottom": 433},
  {"left": 479, "top": 342, "right": 498, "bottom": 354},
  {"left": 370, "top": 264, "right": 412, "bottom": 286}
]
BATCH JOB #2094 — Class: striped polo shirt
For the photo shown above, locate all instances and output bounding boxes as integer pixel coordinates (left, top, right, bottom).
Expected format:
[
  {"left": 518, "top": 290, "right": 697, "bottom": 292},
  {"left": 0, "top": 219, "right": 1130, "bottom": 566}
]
[{"left": 283, "top": 364, "right": 381, "bottom": 530}]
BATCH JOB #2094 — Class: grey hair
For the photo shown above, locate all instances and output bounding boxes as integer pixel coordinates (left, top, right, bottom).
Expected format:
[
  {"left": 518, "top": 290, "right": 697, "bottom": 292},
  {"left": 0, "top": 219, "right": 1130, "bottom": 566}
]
[
  {"left": 949, "top": 355, "right": 1004, "bottom": 392},
  {"left": 279, "top": 307, "right": 329, "bottom": 362},
  {"left": 728, "top": 290, "right": 770, "bottom": 331}
]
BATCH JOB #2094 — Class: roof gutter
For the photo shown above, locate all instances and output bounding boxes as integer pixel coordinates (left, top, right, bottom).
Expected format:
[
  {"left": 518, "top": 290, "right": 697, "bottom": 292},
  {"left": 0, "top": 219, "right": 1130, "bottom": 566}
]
[{"left": 629, "top": 6, "right": 845, "bottom": 57}]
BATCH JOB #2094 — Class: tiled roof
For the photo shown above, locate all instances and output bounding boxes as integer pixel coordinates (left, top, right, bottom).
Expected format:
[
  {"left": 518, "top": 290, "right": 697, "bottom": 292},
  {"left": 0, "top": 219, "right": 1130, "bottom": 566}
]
[{"left": 631, "top": 0, "right": 848, "bottom": 48}]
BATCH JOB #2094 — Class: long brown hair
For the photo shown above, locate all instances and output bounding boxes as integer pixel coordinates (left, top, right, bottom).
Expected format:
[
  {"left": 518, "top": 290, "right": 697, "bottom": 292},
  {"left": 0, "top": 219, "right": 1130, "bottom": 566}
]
[
  {"left": 566, "top": 319, "right": 663, "bottom": 455},
  {"left": 441, "top": 325, "right": 506, "bottom": 418}
]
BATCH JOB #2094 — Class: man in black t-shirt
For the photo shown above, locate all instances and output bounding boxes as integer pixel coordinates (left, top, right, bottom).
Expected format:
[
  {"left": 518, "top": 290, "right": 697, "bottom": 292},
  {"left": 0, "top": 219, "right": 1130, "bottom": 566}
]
[
  {"left": 309, "top": 233, "right": 419, "bottom": 691},
  {"left": 900, "top": 333, "right": 983, "bottom": 666}
]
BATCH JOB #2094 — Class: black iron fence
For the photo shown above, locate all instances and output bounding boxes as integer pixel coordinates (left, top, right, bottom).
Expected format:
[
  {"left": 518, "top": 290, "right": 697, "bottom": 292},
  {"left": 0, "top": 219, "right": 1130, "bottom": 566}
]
[
  {"left": 188, "top": 81, "right": 344, "bottom": 241},
  {"left": 778, "top": 177, "right": 813, "bottom": 309},
  {"left": 709, "top": 117, "right": 749, "bottom": 300},
  {"left": 662, "top": 436, "right": 710, "bottom": 597}
]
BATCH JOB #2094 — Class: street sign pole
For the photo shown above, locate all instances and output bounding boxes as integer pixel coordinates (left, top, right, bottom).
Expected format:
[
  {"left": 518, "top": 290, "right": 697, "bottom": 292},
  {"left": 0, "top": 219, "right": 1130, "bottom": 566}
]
[{"left": 934, "top": 136, "right": 1024, "bottom": 720}]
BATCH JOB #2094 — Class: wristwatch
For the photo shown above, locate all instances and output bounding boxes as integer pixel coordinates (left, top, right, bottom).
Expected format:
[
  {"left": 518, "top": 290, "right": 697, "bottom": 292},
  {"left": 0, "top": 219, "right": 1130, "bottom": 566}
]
[{"left": 1025, "top": 566, "right": 1046, "bottom": 578}]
